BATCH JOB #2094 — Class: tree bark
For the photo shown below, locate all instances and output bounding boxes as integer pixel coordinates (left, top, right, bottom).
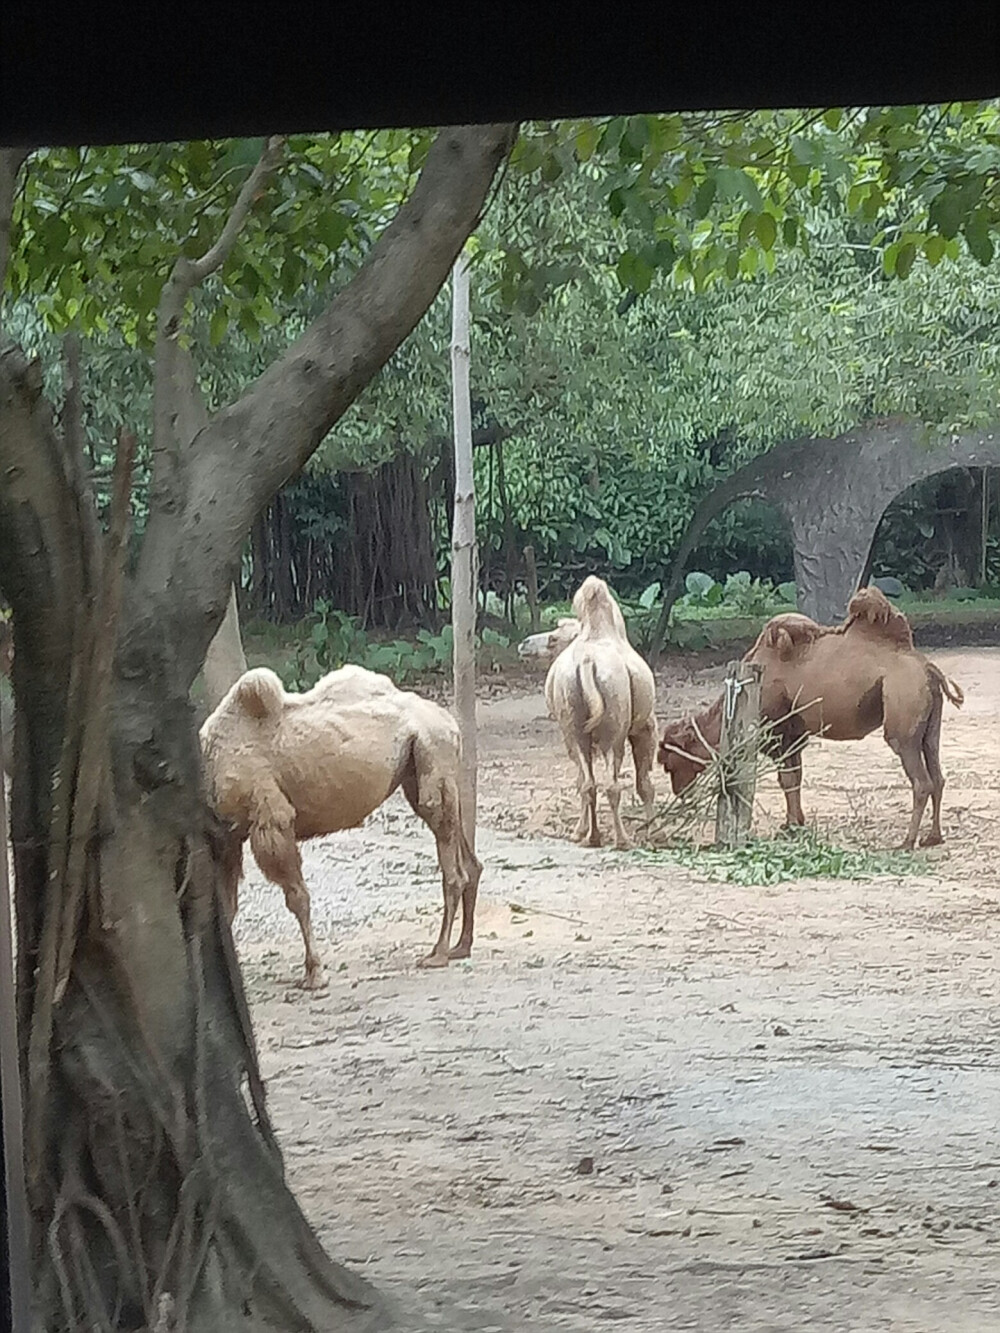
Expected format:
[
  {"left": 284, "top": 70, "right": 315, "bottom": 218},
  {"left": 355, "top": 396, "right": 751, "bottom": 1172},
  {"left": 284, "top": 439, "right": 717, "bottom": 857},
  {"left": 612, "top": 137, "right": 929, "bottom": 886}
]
[
  {"left": 0, "top": 710, "right": 31, "bottom": 1333},
  {"left": 0, "top": 149, "right": 30, "bottom": 294},
  {"left": 0, "top": 121, "right": 517, "bottom": 1330}
]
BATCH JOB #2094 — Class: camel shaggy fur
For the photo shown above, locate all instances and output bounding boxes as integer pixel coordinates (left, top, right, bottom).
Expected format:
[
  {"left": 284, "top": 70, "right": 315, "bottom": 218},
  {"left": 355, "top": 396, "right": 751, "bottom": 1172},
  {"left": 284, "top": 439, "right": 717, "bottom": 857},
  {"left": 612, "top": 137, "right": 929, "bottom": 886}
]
[
  {"left": 520, "top": 577, "right": 657, "bottom": 849},
  {"left": 200, "top": 664, "right": 482, "bottom": 987},
  {"left": 657, "top": 586, "right": 963, "bottom": 851}
]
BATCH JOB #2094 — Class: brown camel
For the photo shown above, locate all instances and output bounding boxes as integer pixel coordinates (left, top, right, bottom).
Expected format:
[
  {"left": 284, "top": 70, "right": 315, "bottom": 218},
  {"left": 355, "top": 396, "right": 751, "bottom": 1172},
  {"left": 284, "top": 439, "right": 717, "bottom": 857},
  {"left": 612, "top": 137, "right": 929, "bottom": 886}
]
[{"left": 658, "top": 587, "right": 964, "bottom": 851}]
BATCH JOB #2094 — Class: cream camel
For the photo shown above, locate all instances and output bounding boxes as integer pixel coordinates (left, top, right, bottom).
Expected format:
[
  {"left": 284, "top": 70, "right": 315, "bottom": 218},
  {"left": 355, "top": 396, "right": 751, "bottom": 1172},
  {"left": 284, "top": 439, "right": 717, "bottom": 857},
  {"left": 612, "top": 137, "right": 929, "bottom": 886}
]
[
  {"left": 200, "top": 664, "right": 482, "bottom": 987},
  {"left": 520, "top": 577, "right": 657, "bottom": 849}
]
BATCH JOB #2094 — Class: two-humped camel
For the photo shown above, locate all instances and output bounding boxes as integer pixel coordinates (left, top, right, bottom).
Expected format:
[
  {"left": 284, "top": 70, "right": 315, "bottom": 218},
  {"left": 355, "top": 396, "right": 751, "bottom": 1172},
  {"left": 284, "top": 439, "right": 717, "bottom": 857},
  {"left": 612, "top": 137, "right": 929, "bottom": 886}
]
[
  {"left": 657, "top": 586, "right": 964, "bottom": 850},
  {"left": 200, "top": 664, "right": 481, "bottom": 987},
  {"left": 518, "top": 576, "right": 657, "bottom": 848}
]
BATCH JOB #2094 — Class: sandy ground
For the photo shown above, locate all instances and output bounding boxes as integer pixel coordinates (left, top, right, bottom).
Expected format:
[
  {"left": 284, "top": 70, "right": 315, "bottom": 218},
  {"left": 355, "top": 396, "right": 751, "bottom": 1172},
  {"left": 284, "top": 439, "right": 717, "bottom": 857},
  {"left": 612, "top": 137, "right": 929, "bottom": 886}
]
[{"left": 233, "top": 646, "right": 1000, "bottom": 1331}]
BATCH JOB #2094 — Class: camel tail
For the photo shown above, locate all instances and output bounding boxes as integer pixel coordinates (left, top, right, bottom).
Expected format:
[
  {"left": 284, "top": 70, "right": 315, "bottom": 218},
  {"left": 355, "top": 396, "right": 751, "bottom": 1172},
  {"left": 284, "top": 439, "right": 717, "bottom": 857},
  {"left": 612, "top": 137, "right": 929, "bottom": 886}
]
[
  {"left": 234, "top": 668, "right": 286, "bottom": 721},
  {"left": 578, "top": 657, "right": 606, "bottom": 734},
  {"left": 928, "top": 662, "right": 964, "bottom": 709}
]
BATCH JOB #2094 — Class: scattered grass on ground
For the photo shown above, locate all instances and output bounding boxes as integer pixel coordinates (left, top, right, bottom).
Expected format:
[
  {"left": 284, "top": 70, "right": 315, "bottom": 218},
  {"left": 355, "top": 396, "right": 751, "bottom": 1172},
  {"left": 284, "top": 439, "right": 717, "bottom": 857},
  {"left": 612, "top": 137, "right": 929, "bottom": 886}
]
[{"left": 632, "top": 828, "right": 927, "bottom": 887}]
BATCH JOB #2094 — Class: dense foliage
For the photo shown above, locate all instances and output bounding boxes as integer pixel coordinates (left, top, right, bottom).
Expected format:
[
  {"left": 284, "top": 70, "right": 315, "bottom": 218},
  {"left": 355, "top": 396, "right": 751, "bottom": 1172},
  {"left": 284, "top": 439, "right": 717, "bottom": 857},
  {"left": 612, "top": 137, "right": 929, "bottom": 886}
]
[{"left": 6, "top": 104, "right": 1000, "bottom": 624}]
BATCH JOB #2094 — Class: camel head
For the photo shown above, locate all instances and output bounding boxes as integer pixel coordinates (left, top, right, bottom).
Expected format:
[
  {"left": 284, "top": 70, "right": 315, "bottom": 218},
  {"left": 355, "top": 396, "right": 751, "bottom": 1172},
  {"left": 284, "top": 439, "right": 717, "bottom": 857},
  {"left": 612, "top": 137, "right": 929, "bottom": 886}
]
[
  {"left": 571, "top": 575, "right": 627, "bottom": 638},
  {"left": 657, "top": 716, "right": 713, "bottom": 795},
  {"left": 517, "top": 617, "right": 581, "bottom": 663}
]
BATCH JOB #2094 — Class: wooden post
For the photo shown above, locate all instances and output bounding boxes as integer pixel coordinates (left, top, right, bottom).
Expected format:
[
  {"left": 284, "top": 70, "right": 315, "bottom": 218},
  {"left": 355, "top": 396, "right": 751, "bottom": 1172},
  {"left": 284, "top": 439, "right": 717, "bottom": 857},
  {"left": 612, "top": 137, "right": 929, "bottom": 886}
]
[
  {"left": 714, "top": 659, "right": 764, "bottom": 849},
  {"left": 450, "top": 248, "right": 477, "bottom": 849},
  {"left": 523, "top": 544, "right": 540, "bottom": 633},
  {"left": 0, "top": 723, "right": 31, "bottom": 1332}
]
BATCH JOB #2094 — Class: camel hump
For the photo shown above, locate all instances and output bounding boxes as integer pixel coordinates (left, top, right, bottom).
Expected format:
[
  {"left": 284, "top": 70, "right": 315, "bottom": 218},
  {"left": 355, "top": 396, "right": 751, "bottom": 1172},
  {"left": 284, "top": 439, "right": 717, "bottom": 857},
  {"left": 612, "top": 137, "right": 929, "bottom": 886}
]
[
  {"left": 927, "top": 662, "right": 964, "bottom": 709},
  {"left": 233, "top": 668, "right": 286, "bottom": 721},
  {"left": 844, "top": 586, "right": 914, "bottom": 648}
]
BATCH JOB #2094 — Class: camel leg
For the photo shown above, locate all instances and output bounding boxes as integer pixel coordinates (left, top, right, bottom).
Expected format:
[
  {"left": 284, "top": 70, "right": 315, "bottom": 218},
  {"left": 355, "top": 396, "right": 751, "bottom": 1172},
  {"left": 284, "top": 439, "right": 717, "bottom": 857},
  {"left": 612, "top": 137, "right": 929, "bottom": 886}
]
[
  {"left": 403, "top": 771, "right": 475, "bottom": 968},
  {"left": 777, "top": 749, "right": 806, "bottom": 828},
  {"left": 629, "top": 716, "right": 658, "bottom": 828},
  {"left": 607, "top": 740, "right": 630, "bottom": 851},
  {"left": 919, "top": 694, "right": 946, "bottom": 847},
  {"left": 448, "top": 819, "right": 482, "bottom": 961},
  {"left": 584, "top": 753, "right": 601, "bottom": 848},
  {"left": 567, "top": 735, "right": 599, "bottom": 846},
  {"left": 249, "top": 822, "right": 324, "bottom": 989},
  {"left": 886, "top": 733, "right": 934, "bottom": 852}
]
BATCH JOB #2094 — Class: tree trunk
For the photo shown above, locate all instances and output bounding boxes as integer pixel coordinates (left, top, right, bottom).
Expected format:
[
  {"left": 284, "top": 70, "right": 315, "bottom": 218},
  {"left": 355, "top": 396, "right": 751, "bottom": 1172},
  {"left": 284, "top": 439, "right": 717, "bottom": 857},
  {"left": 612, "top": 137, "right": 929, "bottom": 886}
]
[
  {"left": 201, "top": 584, "right": 248, "bottom": 714},
  {"left": 0, "top": 714, "right": 31, "bottom": 1333},
  {"left": 523, "top": 545, "right": 540, "bottom": 633},
  {"left": 450, "top": 250, "right": 477, "bottom": 849},
  {"left": 1, "top": 121, "right": 517, "bottom": 1330}
]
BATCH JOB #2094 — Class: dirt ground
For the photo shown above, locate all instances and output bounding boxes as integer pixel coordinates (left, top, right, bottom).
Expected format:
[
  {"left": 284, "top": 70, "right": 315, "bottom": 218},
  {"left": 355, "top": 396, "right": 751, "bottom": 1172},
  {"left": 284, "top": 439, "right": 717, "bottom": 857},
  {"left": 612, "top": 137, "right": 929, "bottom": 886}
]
[{"left": 233, "top": 646, "right": 1000, "bottom": 1332}]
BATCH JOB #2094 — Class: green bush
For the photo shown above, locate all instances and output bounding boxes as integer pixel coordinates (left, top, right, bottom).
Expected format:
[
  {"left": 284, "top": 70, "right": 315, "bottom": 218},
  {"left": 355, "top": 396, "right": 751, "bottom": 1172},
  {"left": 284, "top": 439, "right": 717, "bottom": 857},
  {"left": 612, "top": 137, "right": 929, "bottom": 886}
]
[{"left": 287, "top": 600, "right": 510, "bottom": 690}]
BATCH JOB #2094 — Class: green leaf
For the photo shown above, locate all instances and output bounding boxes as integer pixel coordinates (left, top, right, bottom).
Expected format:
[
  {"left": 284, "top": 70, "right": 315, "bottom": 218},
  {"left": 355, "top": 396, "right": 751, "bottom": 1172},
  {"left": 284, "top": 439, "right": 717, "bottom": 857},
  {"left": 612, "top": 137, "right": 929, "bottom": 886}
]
[
  {"left": 755, "top": 212, "right": 776, "bottom": 251},
  {"left": 923, "top": 234, "right": 946, "bottom": 266},
  {"left": 693, "top": 176, "right": 717, "bottom": 220},
  {"left": 317, "top": 210, "right": 349, "bottom": 252},
  {"left": 929, "top": 187, "right": 966, "bottom": 239},
  {"left": 782, "top": 217, "right": 797, "bottom": 246},
  {"left": 738, "top": 210, "right": 757, "bottom": 247},
  {"left": 789, "top": 135, "right": 814, "bottom": 166},
  {"left": 963, "top": 209, "right": 995, "bottom": 265},
  {"left": 822, "top": 108, "right": 843, "bottom": 130},
  {"left": 574, "top": 122, "right": 600, "bottom": 162},
  {"left": 541, "top": 153, "right": 563, "bottom": 183},
  {"left": 895, "top": 241, "right": 916, "bottom": 279},
  {"left": 787, "top": 162, "right": 810, "bottom": 189},
  {"left": 209, "top": 307, "right": 228, "bottom": 346}
]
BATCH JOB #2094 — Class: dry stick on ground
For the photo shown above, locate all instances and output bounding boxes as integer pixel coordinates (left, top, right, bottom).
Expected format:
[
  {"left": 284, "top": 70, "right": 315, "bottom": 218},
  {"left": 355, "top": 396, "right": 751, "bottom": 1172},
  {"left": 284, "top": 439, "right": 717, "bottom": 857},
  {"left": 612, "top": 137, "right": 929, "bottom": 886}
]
[{"left": 508, "top": 900, "right": 586, "bottom": 925}]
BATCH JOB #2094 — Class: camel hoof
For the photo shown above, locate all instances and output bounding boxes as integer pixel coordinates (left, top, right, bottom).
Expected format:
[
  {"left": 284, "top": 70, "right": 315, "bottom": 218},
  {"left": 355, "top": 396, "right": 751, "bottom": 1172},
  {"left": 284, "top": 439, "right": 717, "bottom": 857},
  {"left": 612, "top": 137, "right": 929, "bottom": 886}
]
[
  {"left": 297, "top": 971, "right": 328, "bottom": 991},
  {"left": 417, "top": 951, "right": 450, "bottom": 970},
  {"left": 919, "top": 833, "right": 943, "bottom": 848},
  {"left": 448, "top": 942, "right": 472, "bottom": 960},
  {"left": 897, "top": 842, "right": 917, "bottom": 853}
]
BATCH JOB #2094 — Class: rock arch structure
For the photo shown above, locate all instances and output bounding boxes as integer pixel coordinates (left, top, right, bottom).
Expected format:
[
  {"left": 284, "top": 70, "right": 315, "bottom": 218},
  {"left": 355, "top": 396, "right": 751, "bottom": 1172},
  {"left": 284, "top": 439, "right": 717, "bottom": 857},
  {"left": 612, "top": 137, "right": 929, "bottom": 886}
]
[{"left": 651, "top": 417, "right": 1000, "bottom": 659}]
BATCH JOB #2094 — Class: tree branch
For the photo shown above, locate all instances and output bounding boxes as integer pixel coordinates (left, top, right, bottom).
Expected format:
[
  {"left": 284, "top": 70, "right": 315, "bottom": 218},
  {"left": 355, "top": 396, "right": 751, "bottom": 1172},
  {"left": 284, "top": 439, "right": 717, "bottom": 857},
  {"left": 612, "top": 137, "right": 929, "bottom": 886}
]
[
  {"left": 0, "top": 147, "right": 30, "bottom": 302},
  {"left": 136, "top": 122, "right": 518, "bottom": 683},
  {"left": 149, "top": 135, "right": 286, "bottom": 519},
  {"left": 156, "top": 135, "right": 286, "bottom": 342}
]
